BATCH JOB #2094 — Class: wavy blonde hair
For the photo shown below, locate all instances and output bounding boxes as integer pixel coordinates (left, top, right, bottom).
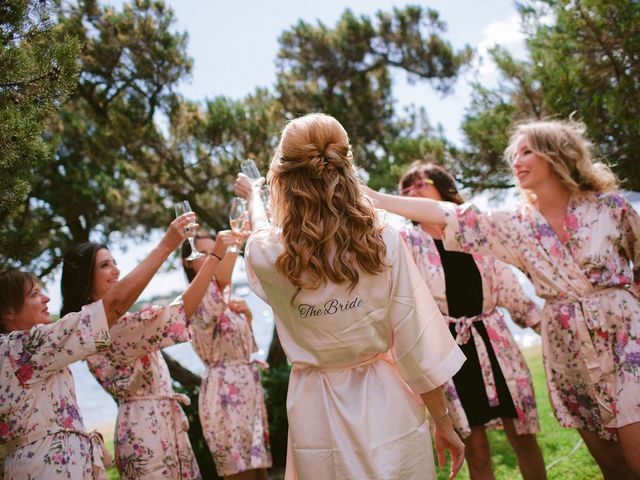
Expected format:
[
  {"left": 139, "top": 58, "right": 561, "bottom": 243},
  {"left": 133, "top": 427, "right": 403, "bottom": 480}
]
[
  {"left": 267, "top": 113, "right": 387, "bottom": 301},
  {"left": 504, "top": 119, "right": 618, "bottom": 204}
]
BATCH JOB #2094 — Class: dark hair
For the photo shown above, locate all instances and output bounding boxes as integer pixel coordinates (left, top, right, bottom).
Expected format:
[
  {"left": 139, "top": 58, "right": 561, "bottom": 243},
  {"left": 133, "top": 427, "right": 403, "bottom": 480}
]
[
  {"left": 399, "top": 161, "right": 464, "bottom": 205},
  {"left": 181, "top": 230, "right": 215, "bottom": 283},
  {"left": 0, "top": 270, "right": 40, "bottom": 333},
  {"left": 60, "top": 242, "right": 107, "bottom": 316}
]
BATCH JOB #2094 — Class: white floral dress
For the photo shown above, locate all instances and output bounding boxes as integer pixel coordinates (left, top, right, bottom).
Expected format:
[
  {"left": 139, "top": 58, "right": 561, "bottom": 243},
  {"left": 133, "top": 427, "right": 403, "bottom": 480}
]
[
  {"left": 0, "top": 301, "right": 112, "bottom": 479},
  {"left": 86, "top": 299, "right": 201, "bottom": 479},
  {"left": 402, "top": 226, "right": 541, "bottom": 438},
  {"left": 441, "top": 191, "right": 640, "bottom": 440},
  {"left": 191, "top": 281, "right": 272, "bottom": 476}
]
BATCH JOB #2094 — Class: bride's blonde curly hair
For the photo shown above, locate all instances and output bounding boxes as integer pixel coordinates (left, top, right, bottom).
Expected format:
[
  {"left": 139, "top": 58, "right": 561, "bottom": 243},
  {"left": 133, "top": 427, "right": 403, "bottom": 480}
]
[
  {"left": 504, "top": 119, "right": 618, "bottom": 204},
  {"left": 267, "top": 113, "right": 387, "bottom": 300}
]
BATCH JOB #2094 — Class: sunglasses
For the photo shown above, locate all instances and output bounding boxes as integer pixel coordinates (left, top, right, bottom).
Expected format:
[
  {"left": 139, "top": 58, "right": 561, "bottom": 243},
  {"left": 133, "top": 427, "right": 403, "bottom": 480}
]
[{"left": 400, "top": 178, "right": 434, "bottom": 196}]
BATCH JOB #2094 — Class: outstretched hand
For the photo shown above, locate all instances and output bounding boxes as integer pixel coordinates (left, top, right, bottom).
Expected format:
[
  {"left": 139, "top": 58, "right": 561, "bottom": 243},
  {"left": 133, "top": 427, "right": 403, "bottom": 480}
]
[{"left": 434, "top": 418, "right": 465, "bottom": 480}]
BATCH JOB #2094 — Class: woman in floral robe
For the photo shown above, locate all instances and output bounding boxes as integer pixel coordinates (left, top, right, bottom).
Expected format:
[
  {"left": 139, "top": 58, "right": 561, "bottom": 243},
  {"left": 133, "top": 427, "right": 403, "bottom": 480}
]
[
  {"left": 370, "top": 120, "right": 640, "bottom": 478},
  {"left": 0, "top": 214, "right": 195, "bottom": 479},
  {"left": 60, "top": 231, "right": 238, "bottom": 479},
  {"left": 399, "top": 162, "right": 546, "bottom": 479},
  {"left": 182, "top": 231, "right": 271, "bottom": 480}
]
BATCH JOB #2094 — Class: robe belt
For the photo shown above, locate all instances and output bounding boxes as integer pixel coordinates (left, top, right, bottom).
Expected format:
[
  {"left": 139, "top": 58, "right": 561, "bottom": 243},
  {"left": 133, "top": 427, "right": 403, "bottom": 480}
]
[
  {"left": 119, "top": 393, "right": 191, "bottom": 431},
  {"left": 446, "top": 308, "right": 501, "bottom": 408},
  {"left": 210, "top": 358, "right": 254, "bottom": 368},
  {"left": 0, "top": 427, "right": 113, "bottom": 476},
  {"left": 291, "top": 351, "right": 392, "bottom": 372},
  {"left": 543, "top": 286, "right": 627, "bottom": 428}
]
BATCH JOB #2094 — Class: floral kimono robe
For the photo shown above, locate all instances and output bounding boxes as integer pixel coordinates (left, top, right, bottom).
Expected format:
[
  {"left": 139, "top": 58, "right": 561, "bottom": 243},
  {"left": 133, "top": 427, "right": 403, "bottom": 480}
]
[
  {"left": 441, "top": 191, "right": 640, "bottom": 440},
  {"left": 402, "top": 226, "right": 541, "bottom": 438},
  {"left": 246, "top": 224, "right": 466, "bottom": 480},
  {"left": 86, "top": 298, "right": 200, "bottom": 479},
  {"left": 190, "top": 281, "right": 271, "bottom": 477},
  {"left": 0, "top": 301, "right": 112, "bottom": 479}
]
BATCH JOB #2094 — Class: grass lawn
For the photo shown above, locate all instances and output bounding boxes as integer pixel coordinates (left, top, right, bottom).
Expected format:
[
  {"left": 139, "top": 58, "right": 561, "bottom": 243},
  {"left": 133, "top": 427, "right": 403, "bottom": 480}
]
[
  {"left": 105, "top": 347, "right": 602, "bottom": 479},
  {"left": 435, "top": 346, "right": 602, "bottom": 480}
]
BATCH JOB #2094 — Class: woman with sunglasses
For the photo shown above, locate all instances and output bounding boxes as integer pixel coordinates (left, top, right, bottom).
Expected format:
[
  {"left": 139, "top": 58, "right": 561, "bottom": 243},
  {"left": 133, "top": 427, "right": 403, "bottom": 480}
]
[
  {"left": 369, "top": 120, "right": 640, "bottom": 479},
  {"left": 397, "top": 161, "right": 546, "bottom": 480}
]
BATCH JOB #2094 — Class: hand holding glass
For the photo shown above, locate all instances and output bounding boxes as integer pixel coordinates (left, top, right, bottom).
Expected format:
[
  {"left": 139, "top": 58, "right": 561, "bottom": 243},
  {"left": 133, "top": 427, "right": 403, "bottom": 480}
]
[
  {"left": 174, "top": 201, "right": 204, "bottom": 261},
  {"left": 228, "top": 198, "right": 246, "bottom": 253},
  {"left": 241, "top": 159, "right": 270, "bottom": 216}
]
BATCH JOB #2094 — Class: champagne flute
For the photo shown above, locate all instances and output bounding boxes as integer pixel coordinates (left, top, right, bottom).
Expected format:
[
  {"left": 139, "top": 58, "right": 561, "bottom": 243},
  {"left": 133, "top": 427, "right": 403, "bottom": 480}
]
[
  {"left": 241, "top": 159, "right": 271, "bottom": 215},
  {"left": 174, "top": 200, "right": 204, "bottom": 261},
  {"left": 228, "top": 197, "right": 246, "bottom": 253},
  {"left": 241, "top": 159, "right": 261, "bottom": 179}
]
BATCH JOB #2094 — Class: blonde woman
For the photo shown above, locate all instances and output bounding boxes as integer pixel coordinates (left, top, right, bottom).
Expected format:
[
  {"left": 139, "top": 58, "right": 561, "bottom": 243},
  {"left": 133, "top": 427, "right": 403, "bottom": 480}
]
[
  {"left": 369, "top": 120, "right": 640, "bottom": 479},
  {"left": 235, "top": 113, "right": 466, "bottom": 480}
]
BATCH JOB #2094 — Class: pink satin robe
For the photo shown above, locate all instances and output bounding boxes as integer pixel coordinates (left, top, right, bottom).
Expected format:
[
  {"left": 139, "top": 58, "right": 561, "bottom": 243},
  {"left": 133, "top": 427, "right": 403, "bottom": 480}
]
[
  {"left": 0, "top": 301, "right": 111, "bottom": 479},
  {"left": 86, "top": 299, "right": 201, "bottom": 479},
  {"left": 402, "top": 226, "right": 541, "bottom": 438},
  {"left": 441, "top": 191, "right": 640, "bottom": 440},
  {"left": 245, "top": 224, "right": 466, "bottom": 480},
  {"left": 190, "top": 281, "right": 272, "bottom": 476}
]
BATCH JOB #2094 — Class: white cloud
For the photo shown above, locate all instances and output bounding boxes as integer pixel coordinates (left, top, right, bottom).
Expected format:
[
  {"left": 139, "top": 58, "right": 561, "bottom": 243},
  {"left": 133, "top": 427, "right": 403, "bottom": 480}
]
[{"left": 473, "top": 13, "right": 528, "bottom": 87}]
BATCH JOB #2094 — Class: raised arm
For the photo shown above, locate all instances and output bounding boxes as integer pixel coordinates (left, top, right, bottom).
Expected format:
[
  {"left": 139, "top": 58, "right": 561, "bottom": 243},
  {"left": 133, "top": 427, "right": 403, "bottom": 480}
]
[
  {"left": 366, "top": 187, "right": 446, "bottom": 226},
  {"left": 182, "top": 231, "right": 239, "bottom": 318},
  {"left": 213, "top": 230, "right": 245, "bottom": 290},
  {"left": 235, "top": 173, "right": 269, "bottom": 231},
  {"left": 100, "top": 213, "right": 195, "bottom": 327}
]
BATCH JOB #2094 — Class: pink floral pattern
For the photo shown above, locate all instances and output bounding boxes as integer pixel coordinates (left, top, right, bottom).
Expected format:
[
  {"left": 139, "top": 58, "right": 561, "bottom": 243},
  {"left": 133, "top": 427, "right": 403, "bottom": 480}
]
[
  {"left": 86, "top": 298, "right": 201, "bottom": 479},
  {"left": 442, "top": 191, "right": 640, "bottom": 440},
  {"left": 402, "top": 226, "right": 541, "bottom": 438},
  {"left": 0, "top": 301, "right": 111, "bottom": 479},
  {"left": 191, "top": 281, "right": 272, "bottom": 477}
]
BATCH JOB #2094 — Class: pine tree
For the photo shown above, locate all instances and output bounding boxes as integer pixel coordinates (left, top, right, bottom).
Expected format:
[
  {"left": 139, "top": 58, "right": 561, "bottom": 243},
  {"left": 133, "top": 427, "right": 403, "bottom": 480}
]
[{"left": 0, "top": 0, "right": 80, "bottom": 212}]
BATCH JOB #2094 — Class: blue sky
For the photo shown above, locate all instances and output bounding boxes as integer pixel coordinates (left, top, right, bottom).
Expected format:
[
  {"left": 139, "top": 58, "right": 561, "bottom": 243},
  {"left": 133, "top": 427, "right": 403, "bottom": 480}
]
[
  {"left": 165, "top": 0, "right": 527, "bottom": 144},
  {"left": 46, "top": 0, "right": 528, "bottom": 312}
]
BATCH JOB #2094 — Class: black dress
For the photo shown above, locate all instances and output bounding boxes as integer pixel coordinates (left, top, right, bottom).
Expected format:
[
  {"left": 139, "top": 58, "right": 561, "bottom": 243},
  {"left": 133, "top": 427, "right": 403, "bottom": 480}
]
[{"left": 434, "top": 239, "right": 517, "bottom": 426}]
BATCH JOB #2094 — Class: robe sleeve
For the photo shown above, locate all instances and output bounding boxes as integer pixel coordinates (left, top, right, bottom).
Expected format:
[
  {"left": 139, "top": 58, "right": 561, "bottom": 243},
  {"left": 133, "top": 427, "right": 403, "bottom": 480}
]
[
  {"left": 245, "top": 228, "right": 272, "bottom": 302},
  {"left": 441, "top": 202, "right": 526, "bottom": 269},
  {"left": 104, "top": 298, "right": 190, "bottom": 362},
  {"left": 386, "top": 228, "right": 466, "bottom": 394},
  {"left": 191, "top": 280, "right": 225, "bottom": 327},
  {"left": 4, "top": 300, "right": 109, "bottom": 386},
  {"left": 493, "top": 260, "right": 542, "bottom": 333}
]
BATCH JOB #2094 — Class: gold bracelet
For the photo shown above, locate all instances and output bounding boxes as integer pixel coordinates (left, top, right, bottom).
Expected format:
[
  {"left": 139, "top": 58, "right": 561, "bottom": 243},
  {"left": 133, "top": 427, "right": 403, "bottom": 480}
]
[{"left": 432, "top": 407, "right": 449, "bottom": 421}]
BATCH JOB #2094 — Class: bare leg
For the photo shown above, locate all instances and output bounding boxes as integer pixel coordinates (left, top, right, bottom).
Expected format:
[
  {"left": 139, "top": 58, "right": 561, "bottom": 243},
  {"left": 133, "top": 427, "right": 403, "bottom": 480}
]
[
  {"left": 617, "top": 422, "right": 640, "bottom": 477},
  {"left": 578, "top": 428, "right": 635, "bottom": 480},
  {"left": 463, "top": 425, "right": 495, "bottom": 480},
  {"left": 502, "top": 418, "right": 547, "bottom": 480}
]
